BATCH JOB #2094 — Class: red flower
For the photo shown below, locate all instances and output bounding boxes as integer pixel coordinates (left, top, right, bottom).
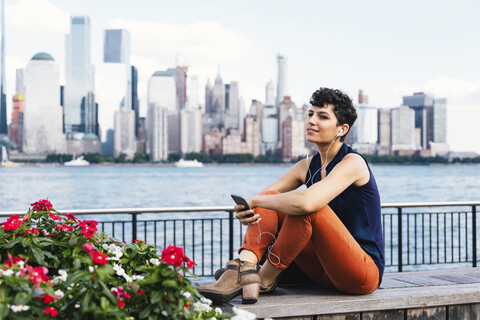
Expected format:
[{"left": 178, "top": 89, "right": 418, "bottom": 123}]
[
  {"left": 161, "top": 245, "right": 185, "bottom": 267},
  {"left": 24, "top": 227, "right": 40, "bottom": 236},
  {"left": 118, "top": 299, "right": 125, "bottom": 308},
  {"left": 24, "top": 265, "right": 51, "bottom": 286},
  {"left": 43, "top": 307, "right": 58, "bottom": 317},
  {"left": 2, "top": 214, "right": 24, "bottom": 231},
  {"left": 31, "top": 199, "right": 53, "bottom": 213},
  {"left": 134, "top": 240, "right": 143, "bottom": 244},
  {"left": 55, "top": 224, "right": 72, "bottom": 232},
  {"left": 49, "top": 212, "right": 62, "bottom": 221},
  {"left": 4, "top": 254, "right": 23, "bottom": 267},
  {"left": 90, "top": 251, "right": 108, "bottom": 265},
  {"left": 83, "top": 243, "right": 94, "bottom": 253},
  {"left": 185, "top": 302, "right": 191, "bottom": 308},
  {"left": 65, "top": 213, "right": 77, "bottom": 221},
  {"left": 136, "top": 289, "right": 144, "bottom": 295},
  {"left": 42, "top": 294, "right": 55, "bottom": 304},
  {"left": 78, "top": 220, "right": 98, "bottom": 238},
  {"left": 185, "top": 257, "right": 195, "bottom": 269}
]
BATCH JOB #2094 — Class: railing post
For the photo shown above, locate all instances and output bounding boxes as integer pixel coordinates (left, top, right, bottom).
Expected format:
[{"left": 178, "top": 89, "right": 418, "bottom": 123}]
[
  {"left": 131, "top": 213, "right": 137, "bottom": 242},
  {"left": 398, "top": 207, "right": 403, "bottom": 272},
  {"left": 473, "top": 205, "right": 477, "bottom": 267},
  {"left": 229, "top": 210, "right": 234, "bottom": 260}
]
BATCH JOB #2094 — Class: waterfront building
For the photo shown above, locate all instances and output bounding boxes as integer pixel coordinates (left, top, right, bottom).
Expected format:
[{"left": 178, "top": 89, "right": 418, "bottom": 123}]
[
  {"left": 261, "top": 116, "right": 278, "bottom": 154},
  {"left": 16, "top": 68, "right": 25, "bottom": 95},
  {"left": 266, "top": 80, "right": 275, "bottom": 106},
  {"left": 281, "top": 115, "right": 307, "bottom": 160},
  {"left": 402, "top": 92, "right": 433, "bottom": 150},
  {"left": 167, "top": 66, "right": 187, "bottom": 111},
  {"left": 377, "top": 108, "right": 391, "bottom": 155},
  {"left": 277, "top": 96, "right": 296, "bottom": 148},
  {"left": 352, "top": 104, "right": 378, "bottom": 154},
  {"left": 391, "top": 105, "right": 416, "bottom": 152},
  {"left": 64, "top": 16, "right": 96, "bottom": 137},
  {"left": 276, "top": 54, "right": 287, "bottom": 107},
  {"left": 203, "top": 127, "right": 223, "bottom": 159},
  {"left": 188, "top": 75, "right": 200, "bottom": 109},
  {"left": 147, "top": 71, "right": 176, "bottom": 161},
  {"left": 22, "top": 53, "right": 66, "bottom": 154},
  {"left": 358, "top": 90, "right": 369, "bottom": 104},
  {"left": 209, "top": 70, "right": 225, "bottom": 129},
  {"left": 249, "top": 100, "right": 263, "bottom": 120},
  {"left": 114, "top": 108, "right": 136, "bottom": 159},
  {"left": 132, "top": 65, "right": 139, "bottom": 138},
  {"left": 432, "top": 98, "right": 447, "bottom": 144},
  {"left": 222, "top": 116, "right": 261, "bottom": 156},
  {"left": 225, "top": 81, "right": 239, "bottom": 130},
  {"left": 136, "top": 117, "right": 146, "bottom": 154},
  {"left": 9, "top": 94, "right": 24, "bottom": 150},
  {"left": 205, "top": 79, "right": 213, "bottom": 114},
  {"left": 180, "top": 107, "right": 202, "bottom": 154}
]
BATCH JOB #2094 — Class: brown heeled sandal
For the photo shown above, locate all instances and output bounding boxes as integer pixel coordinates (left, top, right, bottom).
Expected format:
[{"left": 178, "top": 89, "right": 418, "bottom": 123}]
[
  {"left": 198, "top": 259, "right": 260, "bottom": 305},
  {"left": 260, "top": 280, "right": 278, "bottom": 294}
]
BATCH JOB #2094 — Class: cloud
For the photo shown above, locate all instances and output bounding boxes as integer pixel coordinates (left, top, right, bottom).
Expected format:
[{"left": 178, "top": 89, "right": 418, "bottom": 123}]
[
  {"left": 109, "top": 19, "right": 264, "bottom": 66},
  {"left": 5, "top": 0, "right": 70, "bottom": 34}
]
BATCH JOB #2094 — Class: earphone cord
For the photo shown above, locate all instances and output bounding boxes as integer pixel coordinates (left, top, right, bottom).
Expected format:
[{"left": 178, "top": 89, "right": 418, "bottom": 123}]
[
  {"left": 256, "top": 222, "right": 280, "bottom": 266},
  {"left": 305, "top": 135, "right": 337, "bottom": 186}
]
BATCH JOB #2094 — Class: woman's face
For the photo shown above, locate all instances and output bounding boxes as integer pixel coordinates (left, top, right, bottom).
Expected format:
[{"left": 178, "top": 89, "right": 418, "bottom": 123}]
[{"left": 305, "top": 104, "right": 341, "bottom": 144}]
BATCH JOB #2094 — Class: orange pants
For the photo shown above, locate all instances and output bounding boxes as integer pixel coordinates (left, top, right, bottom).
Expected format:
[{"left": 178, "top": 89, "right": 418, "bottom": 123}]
[{"left": 240, "top": 190, "right": 379, "bottom": 294}]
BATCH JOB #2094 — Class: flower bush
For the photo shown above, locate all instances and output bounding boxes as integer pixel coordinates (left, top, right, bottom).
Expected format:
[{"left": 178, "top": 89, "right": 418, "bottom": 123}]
[{"left": 0, "top": 199, "right": 228, "bottom": 319}]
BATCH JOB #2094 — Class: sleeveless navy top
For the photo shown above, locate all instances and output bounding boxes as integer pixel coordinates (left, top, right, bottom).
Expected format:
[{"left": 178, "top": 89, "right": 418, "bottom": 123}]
[{"left": 305, "top": 143, "right": 385, "bottom": 284}]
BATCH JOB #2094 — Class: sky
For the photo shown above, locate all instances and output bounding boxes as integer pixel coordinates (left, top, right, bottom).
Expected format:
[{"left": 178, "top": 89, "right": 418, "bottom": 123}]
[{"left": 3, "top": 0, "right": 480, "bottom": 153}]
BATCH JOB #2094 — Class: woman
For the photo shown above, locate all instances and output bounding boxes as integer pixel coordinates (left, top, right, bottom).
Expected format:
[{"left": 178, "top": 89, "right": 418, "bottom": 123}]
[{"left": 198, "top": 87, "right": 384, "bottom": 305}]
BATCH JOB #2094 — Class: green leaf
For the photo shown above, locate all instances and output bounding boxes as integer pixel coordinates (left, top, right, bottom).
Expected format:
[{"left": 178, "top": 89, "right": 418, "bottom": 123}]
[
  {"left": 0, "top": 303, "right": 9, "bottom": 318},
  {"left": 65, "top": 270, "right": 90, "bottom": 287},
  {"left": 2, "top": 237, "right": 23, "bottom": 249},
  {"left": 69, "top": 235, "right": 79, "bottom": 246},
  {"left": 139, "top": 304, "right": 153, "bottom": 319},
  {"left": 100, "top": 296, "right": 110, "bottom": 311},
  {"left": 98, "top": 279, "right": 117, "bottom": 304},
  {"left": 21, "top": 237, "right": 32, "bottom": 247},
  {"left": 44, "top": 251, "right": 59, "bottom": 262},
  {"left": 161, "top": 279, "right": 178, "bottom": 288},
  {"left": 30, "top": 246, "right": 45, "bottom": 265},
  {"left": 13, "top": 292, "right": 31, "bottom": 305},
  {"left": 150, "top": 290, "right": 163, "bottom": 304},
  {"left": 160, "top": 267, "right": 173, "bottom": 278},
  {"left": 80, "top": 290, "right": 92, "bottom": 312}
]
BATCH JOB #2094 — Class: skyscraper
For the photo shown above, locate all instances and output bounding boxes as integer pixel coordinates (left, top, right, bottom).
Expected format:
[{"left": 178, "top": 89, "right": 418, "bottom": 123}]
[
  {"left": 104, "top": 29, "right": 131, "bottom": 110},
  {"left": 64, "top": 16, "right": 95, "bottom": 136},
  {"left": 402, "top": 92, "right": 434, "bottom": 149},
  {"left": 23, "top": 53, "right": 65, "bottom": 154},
  {"left": 0, "top": 0, "right": 7, "bottom": 135},
  {"left": 265, "top": 80, "right": 275, "bottom": 106},
  {"left": 180, "top": 108, "right": 202, "bottom": 154},
  {"left": 225, "top": 81, "right": 239, "bottom": 130},
  {"left": 131, "top": 65, "right": 139, "bottom": 137},
  {"left": 354, "top": 104, "right": 378, "bottom": 145},
  {"left": 147, "top": 71, "right": 177, "bottom": 161},
  {"left": 188, "top": 75, "right": 200, "bottom": 109},
  {"left": 377, "top": 108, "right": 391, "bottom": 155},
  {"left": 391, "top": 105, "right": 416, "bottom": 152},
  {"left": 276, "top": 54, "right": 287, "bottom": 107}
]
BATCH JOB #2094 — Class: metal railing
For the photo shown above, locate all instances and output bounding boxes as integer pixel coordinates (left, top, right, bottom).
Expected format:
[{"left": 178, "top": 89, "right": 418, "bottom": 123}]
[{"left": 1, "top": 201, "right": 479, "bottom": 276}]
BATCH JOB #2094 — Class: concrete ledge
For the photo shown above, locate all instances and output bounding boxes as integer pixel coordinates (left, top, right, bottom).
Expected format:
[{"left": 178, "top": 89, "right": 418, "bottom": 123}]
[{"left": 227, "top": 267, "right": 480, "bottom": 319}]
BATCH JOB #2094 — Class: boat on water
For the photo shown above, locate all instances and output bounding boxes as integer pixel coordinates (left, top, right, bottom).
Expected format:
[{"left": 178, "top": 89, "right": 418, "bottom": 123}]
[
  {"left": 64, "top": 155, "right": 90, "bottom": 167},
  {"left": 174, "top": 159, "right": 204, "bottom": 168},
  {"left": 1, "top": 146, "right": 18, "bottom": 167}
]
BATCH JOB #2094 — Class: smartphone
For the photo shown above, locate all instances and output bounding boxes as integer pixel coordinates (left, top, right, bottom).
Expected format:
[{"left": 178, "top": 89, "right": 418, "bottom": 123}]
[{"left": 231, "top": 194, "right": 254, "bottom": 217}]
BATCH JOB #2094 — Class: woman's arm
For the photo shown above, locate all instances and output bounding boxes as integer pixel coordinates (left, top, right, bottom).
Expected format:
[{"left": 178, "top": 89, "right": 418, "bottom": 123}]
[
  {"left": 249, "top": 154, "right": 369, "bottom": 215},
  {"left": 260, "top": 158, "right": 308, "bottom": 193}
]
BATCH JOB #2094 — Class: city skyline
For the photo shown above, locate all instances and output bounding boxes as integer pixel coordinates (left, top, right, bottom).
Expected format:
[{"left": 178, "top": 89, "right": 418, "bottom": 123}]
[{"left": 2, "top": 0, "right": 480, "bottom": 153}]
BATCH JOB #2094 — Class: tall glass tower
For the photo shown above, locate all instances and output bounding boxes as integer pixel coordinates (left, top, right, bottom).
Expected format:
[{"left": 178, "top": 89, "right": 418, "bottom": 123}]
[
  {"left": 65, "top": 16, "right": 95, "bottom": 136},
  {"left": 0, "top": 0, "right": 7, "bottom": 135},
  {"left": 276, "top": 54, "right": 287, "bottom": 108}
]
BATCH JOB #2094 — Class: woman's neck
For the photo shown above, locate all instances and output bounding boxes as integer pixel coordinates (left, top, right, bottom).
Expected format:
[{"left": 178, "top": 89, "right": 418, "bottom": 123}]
[{"left": 317, "top": 141, "right": 343, "bottom": 167}]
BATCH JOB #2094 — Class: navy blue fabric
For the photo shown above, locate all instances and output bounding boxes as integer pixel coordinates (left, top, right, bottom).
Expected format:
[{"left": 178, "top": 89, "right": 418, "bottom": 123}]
[{"left": 305, "top": 143, "right": 385, "bottom": 285}]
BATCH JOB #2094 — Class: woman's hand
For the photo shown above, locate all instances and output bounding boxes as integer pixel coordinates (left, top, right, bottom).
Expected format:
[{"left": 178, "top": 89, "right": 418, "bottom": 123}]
[{"left": 234, "top": 199, "right": 260, "bottom": 227}]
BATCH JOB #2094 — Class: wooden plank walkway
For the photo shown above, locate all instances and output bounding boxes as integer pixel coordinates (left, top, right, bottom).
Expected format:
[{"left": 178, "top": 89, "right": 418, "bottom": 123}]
[{"left": 225, "top": 267, "right": 480, "bottom": 319}]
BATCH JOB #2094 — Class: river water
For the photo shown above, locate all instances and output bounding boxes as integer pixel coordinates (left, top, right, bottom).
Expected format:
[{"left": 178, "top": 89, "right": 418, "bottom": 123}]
[{"left": 1, "top": 164, "right": 479, "bottom": 212}]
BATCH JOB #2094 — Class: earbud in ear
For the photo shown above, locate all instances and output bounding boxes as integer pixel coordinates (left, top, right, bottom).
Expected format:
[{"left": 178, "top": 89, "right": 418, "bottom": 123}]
[{"left": 339, "top": 128, "right": 344, "bottom": 135}]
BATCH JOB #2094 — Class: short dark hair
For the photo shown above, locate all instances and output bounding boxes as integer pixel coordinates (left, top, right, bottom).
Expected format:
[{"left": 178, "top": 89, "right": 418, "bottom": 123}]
[{"left": 309, "top": 88, "right": 357, "bottom": 142}]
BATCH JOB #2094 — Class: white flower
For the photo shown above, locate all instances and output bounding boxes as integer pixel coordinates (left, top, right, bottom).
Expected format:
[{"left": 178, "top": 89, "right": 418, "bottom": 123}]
[
  {"left": 181, "top": 291, "right": 192, "bottom": 299},
  {"left": 17, "top": 260, "right": 25, "bottom": 268},
  {"left": 161, "top": 311, "right": 168, "bottom": 317},
  {"left": 75, "top": 302, "right": 80, "bottom": 308},
  {"left": 102, "top": 244, "right": 109, "bottom": 250},
  {"left": 123, "top": 273, "right": 132, "bottom": 283},
  {"left": 149, "top": 258, "right": 160, "bottom": 266},
  {"left": 232, "top": 307, "right": 256, "bottom": 320},
  {"left": 88, "top": 266, "right": 94, "bottom": 273},
  {"left": 113, "top": 264, "right": 125, "bottom": 276},
  {"left": 200, "top": 296, "right": 212, "bottom": 305},
  {"left": 132, "top": 274, "right": 144, "bottom": 281},
  {"left": 192, "top": 301, "right": 212, "bottom": 313},
  {"left": 215, "top": 307, "right": 223, "bottom": 314},
  {"left": 54, "top": 290, "right": 64, "bottom": 299},
  {"left": 52, "top": 270, "right": 68, "bottom": 284},
  {"left": 9, "top": 305, "right": 30, "bottom": 313},
  {"left": 2, "top": 269, "right": 13, "bottom": 277}
]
